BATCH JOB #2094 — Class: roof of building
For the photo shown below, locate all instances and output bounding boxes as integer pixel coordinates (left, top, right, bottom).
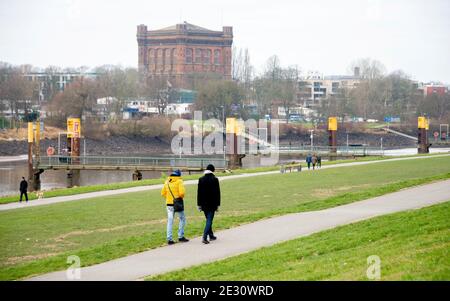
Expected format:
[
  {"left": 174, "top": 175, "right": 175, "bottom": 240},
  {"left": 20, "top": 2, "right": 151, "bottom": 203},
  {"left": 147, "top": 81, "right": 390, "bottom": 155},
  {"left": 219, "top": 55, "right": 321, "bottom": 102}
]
[{"left": 156, "top": 22, "right": 217, "bottom": 33}]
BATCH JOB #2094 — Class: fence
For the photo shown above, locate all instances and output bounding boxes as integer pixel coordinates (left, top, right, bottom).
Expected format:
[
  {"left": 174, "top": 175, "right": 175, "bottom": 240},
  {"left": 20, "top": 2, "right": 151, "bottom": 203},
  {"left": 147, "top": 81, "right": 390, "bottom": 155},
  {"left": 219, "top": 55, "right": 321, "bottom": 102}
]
[{"left": 36, "top": 155, "right": 228, "bottom": 170}]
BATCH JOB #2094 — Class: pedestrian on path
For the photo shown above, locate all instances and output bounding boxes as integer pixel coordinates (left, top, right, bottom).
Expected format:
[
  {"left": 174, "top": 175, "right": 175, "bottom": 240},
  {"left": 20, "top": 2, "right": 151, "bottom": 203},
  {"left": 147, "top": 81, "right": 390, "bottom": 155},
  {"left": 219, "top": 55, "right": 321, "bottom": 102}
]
[
  {"left": 197, "top": 164, "right": 221, "bottom": 244},
  {"left": 161, "top": 169, "right": 189, "bottom": 245},
  {"left": 19, "top": 177, "right": 28, "bottom": 203},
  {"left": 306, "top": 154, "right": 312, "bottom": 170},
  {"left": 317, "top": 155, "right": 322, "bottom": 168},
  {"left": 312, "top": 154, "right": 318, "bottom": 170}
]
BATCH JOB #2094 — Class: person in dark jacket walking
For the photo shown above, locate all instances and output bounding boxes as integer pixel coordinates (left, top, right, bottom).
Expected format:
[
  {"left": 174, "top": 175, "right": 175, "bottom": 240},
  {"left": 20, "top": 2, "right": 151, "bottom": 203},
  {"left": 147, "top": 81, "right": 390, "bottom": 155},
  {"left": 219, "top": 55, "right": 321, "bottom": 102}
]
[
  {"left": 19, "top": 177, "right": 28, "bottom": 203},
  {"left": 197, "top": 164, "right": 221, "bottom": 244},
  {"left": 306, "top": 154, "right": 312, "bottom": 170}
]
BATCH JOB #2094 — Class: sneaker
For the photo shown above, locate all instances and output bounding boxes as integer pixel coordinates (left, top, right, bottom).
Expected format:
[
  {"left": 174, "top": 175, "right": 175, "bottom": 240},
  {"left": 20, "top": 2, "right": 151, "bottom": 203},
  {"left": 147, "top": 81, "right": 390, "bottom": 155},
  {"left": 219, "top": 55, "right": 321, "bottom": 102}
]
[
  {"left": 209, "top": 236, "right": 217, "bottom": 241},
  {"left": 202, "top": 239, "right": 210, "bottom": 244},
  {"left": 178, "top": 237, "right": 189, "bottom": 242},
  {"left": 168, "top": 240, "right": 175, "bottom": 245}
]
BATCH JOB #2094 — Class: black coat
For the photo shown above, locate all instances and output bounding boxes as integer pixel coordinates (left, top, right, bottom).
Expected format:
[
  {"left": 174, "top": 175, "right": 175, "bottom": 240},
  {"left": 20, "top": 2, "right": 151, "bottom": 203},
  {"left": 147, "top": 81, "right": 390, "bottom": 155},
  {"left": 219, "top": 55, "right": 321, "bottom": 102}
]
[
  {"left": 197, "top": 173, "right": 221, "bottom": 211},
  {"left": 20, "top": 180, "right": 28, "bottom": 192}
]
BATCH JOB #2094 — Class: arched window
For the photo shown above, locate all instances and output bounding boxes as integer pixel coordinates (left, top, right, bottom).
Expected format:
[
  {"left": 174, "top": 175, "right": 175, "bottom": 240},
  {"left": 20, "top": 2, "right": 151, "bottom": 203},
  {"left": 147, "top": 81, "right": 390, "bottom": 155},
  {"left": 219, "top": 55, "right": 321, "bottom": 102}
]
[
  {"left": 171, "top": 49, "right": 176, "bottom": 69},
  {"left": 165, "top": 49, "right": 171, "bottom": 70},
  {"left": 148, "top": 49, "right": 155, "bottom": 66},
  {"left": 204, "top": 49, "right": 211, "bottom": 64},
  {"left": 195, "top": 49, "right": 202, "bottom": 64},
  {"left": 214, "top": 49, "right": 221, "bottom": 65},
  {"left": 157, "top": 49, "right": 163, "bottom": 67},
  {"left": 185, "top": 48, "right": 193, "bottom": 63}
]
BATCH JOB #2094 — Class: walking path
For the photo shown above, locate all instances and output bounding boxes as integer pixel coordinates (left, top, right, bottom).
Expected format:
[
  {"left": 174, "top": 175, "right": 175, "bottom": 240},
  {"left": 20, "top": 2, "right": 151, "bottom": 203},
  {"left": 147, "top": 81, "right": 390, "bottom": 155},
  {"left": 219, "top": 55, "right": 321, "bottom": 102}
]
[
  {"left": 2, "top": 153, "right": 449, "bottom": 212},
  {"left": 29, "top": 179, "right": 450, "bottom": 281}
]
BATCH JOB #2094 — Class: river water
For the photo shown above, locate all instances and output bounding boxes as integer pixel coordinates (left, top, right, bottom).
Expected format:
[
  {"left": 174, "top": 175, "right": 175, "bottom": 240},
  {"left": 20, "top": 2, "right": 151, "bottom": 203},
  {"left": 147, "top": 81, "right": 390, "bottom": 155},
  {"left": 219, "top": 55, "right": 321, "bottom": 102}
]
[{"left": 1, "top": 148, "right": 449, "bottom": 197}]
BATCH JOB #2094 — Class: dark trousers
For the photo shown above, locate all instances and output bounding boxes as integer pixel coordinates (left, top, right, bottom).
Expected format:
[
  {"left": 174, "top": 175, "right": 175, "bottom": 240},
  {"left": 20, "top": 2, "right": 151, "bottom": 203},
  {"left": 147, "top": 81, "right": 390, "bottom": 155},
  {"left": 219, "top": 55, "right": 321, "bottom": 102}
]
[
  {"left": 203, "top": 210, "right": 215, "bottom": 240},
  {"left": 307, "top": 162, "right": 311, "bottom": 169},
  {"left": 20, "top": 191, "right": 28, "bottom": 202}
]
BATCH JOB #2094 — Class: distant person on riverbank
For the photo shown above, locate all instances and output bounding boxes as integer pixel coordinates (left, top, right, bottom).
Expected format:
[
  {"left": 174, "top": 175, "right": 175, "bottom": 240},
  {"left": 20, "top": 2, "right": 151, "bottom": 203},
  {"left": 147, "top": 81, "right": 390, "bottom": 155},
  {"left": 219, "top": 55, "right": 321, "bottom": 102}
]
[
  {"left": 197, "top": 164, "right": 221, "bottom": 244},
  {"left": 306, "top": 154, "right": 312, "bottom": 170},
  {"left": 317, "top": 155, "right": 322, "bottom": 168},
  {"left": 161, "top": 169, "right": 189, "bottom": 245},
  {"left": 19, "top": 177, "right": 28, "bottom": 203},
  {"left": 312, "top": 154, "right": 318, "bottom": 170}
]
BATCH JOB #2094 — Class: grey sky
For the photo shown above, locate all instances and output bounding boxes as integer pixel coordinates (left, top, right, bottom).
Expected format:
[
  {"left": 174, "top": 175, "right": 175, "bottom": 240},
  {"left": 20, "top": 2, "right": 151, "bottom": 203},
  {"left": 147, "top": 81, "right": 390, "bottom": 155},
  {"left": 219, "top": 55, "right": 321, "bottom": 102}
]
[{"left": 1, "top": 0, "right": 449, "bottom": 83}]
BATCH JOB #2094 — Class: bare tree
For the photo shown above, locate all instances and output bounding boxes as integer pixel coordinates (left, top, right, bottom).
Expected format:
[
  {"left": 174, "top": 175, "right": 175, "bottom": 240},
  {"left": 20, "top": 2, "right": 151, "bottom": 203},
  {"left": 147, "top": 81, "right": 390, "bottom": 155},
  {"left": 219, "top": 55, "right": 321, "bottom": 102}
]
[
  {"left": 0, "top": 65, "right": 36, "bottom": 127},
  {"left": 349, "top": 58, "right": 386, "bottom": 80}
]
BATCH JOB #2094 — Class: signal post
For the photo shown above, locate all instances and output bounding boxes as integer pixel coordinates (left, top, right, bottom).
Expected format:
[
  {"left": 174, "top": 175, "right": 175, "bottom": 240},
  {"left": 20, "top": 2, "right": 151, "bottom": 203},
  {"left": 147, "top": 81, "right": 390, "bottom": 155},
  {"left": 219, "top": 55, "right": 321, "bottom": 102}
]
[
  {"left": 418, "top": 116, "right": 430, "bottom": 154},
  {"left": 67, "top": 117, "right": 81, "bottom": 187},
  {"left": 328, "top": 117, "right": 338, "bottom": 160}
]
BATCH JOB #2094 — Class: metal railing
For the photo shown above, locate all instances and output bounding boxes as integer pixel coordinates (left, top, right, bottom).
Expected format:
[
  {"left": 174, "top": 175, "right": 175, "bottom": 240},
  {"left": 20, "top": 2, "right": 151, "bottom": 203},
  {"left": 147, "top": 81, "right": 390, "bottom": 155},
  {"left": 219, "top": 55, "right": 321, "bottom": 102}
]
[
  {"left": 36, "top": 155, "right": 228, "bottom": 170},
  {"left": 275, "top": 145, "right": 385, "bottom": 156}
]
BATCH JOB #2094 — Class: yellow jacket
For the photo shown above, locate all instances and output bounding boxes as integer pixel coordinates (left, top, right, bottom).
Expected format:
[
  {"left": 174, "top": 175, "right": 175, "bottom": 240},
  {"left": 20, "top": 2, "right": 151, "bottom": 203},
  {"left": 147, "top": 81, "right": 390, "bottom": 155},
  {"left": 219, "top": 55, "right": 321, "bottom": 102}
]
[{"left": 161, "top": 176, "right": 185, "bottom": 205}]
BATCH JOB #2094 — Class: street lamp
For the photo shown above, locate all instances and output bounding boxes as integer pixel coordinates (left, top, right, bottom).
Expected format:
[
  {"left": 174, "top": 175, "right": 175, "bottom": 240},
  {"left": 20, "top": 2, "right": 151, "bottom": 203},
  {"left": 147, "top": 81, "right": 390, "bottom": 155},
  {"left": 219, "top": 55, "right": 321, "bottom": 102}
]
[
  {"left": 310, "top": 129, "right": 314, "bottom": 151},
  {"left": 221, "top": 105, "right": 226, "bottom": 161}
]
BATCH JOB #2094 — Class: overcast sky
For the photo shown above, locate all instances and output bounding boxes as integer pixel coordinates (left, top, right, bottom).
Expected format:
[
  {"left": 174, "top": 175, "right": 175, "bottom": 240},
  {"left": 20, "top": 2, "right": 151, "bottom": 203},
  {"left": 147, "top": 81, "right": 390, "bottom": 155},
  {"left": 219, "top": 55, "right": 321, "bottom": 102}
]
[{"left": 1, "top": 0, "right": 449, "bottom": 83}]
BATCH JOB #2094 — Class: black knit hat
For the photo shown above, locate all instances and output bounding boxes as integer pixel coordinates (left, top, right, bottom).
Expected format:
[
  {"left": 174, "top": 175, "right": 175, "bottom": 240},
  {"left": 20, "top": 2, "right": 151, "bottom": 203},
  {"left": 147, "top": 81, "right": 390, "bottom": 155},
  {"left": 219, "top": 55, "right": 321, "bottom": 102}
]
[{"left": 206, "top": 164, "right": 215, "bottom": 172}]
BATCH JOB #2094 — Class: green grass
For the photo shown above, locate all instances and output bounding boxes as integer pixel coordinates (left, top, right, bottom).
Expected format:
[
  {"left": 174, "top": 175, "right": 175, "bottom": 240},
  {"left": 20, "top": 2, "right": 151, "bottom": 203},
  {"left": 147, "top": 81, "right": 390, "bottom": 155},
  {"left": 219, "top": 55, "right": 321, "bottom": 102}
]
[
  {"left": 0, "top": 155, "right": 391, "bottom": 205},
  {"left": 0, "top": 156, "right": 449, "bottom": 280},
  {"left": 151, "top": 201, "right": 450, "bottom": 280}
]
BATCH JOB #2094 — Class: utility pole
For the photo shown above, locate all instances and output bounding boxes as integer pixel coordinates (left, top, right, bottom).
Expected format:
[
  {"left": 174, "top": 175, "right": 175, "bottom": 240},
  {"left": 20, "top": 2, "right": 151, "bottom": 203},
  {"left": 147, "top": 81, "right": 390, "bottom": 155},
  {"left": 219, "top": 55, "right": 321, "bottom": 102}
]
[{"left": 222, "top": 105, "right": 226, "bottom": 161}]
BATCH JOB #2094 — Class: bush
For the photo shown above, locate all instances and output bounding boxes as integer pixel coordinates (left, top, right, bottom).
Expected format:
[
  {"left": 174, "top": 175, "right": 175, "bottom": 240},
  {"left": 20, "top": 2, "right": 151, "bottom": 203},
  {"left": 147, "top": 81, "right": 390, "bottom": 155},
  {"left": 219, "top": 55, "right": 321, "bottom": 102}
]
[
  {"left": 83, "top": 120, "right": 107, "bottom": 140},
  {"left": 139, "top": 116, "right": 172, "bottom": 139},
  {"left": 279, "top": 123, "right": 309, "bottom": 138},
  {"left": 105, "top": 117, "right": 173, "bottom": 139}
]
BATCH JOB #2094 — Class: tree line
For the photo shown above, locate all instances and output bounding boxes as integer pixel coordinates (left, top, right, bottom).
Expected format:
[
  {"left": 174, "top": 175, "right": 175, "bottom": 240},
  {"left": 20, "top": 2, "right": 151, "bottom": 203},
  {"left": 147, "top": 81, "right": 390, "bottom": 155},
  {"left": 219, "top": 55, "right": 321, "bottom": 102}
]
[{"left": 1, "top": 53, "right": 449, "bottom": 132}]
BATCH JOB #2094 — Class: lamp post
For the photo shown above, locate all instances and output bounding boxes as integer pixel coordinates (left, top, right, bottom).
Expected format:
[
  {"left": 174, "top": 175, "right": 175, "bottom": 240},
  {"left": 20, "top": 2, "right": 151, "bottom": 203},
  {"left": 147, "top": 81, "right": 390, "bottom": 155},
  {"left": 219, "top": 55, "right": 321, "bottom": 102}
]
[
  {"left": 221, "top": 105, "right": 226, "bottom": 161},
  {"left": 310, "top": 129, "right": 314, "bottom": 152}
]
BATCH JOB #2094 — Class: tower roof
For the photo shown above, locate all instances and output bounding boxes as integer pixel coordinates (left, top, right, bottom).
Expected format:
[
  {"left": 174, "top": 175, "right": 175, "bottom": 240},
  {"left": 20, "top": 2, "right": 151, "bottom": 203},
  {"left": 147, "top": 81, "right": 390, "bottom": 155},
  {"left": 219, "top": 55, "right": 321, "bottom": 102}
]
[{"left": 156, "top": 22, "right": 217, "bottom": 33}]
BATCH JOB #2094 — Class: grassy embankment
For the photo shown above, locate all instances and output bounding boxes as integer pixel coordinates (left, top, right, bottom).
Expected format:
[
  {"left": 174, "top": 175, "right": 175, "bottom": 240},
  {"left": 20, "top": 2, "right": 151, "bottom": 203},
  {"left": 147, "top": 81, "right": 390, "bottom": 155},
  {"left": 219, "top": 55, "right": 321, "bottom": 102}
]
[
  {"left": 0, "top": 155, "right": 392, "bottom": 204},
  {"left": 151, "top": 201, "right": 450, "bottom": 280},
  {"left": 2, "top": 153, "right": 447, "bottom": 205},
  {"left": 0, "top": 156, "right": 449, "bottom": 280}
]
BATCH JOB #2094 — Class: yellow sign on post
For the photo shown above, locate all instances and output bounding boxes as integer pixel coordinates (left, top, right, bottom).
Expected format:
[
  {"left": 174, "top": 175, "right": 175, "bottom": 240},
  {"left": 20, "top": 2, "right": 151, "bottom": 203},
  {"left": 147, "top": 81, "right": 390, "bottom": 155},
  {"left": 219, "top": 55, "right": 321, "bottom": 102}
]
[
  {"left": 328, "top": 117, "right": 338, "bottom": 131},
  {"left": 235, "top": 119, "right": 244, "bottom": 136},
  {"left": 67, "top": 118, "right": 81, "bottom": 138},
  {"left": 27, "top": 122, "right": 34, "bottom": 143},
  {"left": 35, "top": 121, "right": 40, "bottom": 145},
  {"left": 418, "top": 116, "right": 427, "bottom": 129},
  {"left": 226, "top": 118, "right": 236, "bottom": 134}
]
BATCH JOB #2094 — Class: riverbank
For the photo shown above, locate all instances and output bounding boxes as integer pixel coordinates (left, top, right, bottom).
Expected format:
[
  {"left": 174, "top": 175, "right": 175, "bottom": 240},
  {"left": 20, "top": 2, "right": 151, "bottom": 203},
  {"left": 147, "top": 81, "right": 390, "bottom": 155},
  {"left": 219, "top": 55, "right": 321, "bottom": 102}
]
[
  {"left": 0, "top": 125, "right": 421, "bottom": 156},
  {"left": 1, "top": 156, "right": 450, "bottom": 280},
  {"left": 1, "top": 154, "right": 448, "bottom": 205},
  {"left": 0, "top": 156, "right": 387, "bottom": 204},
  {"left": 0, "top": 135, "right": 172, "bottom": 156}
]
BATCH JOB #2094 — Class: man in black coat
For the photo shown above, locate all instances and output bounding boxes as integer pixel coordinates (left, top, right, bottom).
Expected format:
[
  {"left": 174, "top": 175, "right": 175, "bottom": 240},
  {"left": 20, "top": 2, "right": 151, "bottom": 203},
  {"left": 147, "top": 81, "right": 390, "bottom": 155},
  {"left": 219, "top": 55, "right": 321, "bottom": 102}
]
[
  {"left": 197, "top": 164, "right": 221, "bottom": 244},
  {"left": 19, "top": 177, "right": 28, "bottom": 203}
]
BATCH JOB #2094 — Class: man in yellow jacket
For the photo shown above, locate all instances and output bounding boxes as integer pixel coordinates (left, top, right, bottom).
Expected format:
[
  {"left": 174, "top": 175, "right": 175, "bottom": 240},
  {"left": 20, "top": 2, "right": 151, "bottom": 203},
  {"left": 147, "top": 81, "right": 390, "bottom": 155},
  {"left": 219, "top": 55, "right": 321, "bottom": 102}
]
[{"left": 161, "top": 169, "right": 189, "bottom": 245}]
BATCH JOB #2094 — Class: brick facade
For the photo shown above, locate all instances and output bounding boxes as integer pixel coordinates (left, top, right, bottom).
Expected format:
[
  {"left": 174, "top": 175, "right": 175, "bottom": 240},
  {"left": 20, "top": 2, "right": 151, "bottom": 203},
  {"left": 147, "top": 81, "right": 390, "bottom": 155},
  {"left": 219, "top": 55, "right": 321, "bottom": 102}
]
[{"left": 137, "top": 22, "right": 233, "bottom": 88}]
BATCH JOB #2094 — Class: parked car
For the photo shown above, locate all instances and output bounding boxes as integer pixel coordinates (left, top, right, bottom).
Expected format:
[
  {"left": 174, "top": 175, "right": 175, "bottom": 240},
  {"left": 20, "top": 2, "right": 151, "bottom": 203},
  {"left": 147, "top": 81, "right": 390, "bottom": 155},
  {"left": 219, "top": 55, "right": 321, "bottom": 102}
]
[{"left": 288, "top": 114, "right": 304, "bottom": 123}]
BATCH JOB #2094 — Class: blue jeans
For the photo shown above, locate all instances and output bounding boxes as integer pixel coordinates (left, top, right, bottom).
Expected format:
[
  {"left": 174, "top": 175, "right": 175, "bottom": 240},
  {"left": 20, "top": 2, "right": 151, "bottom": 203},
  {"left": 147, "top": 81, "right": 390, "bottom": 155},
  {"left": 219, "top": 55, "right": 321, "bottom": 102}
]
[
  {"left": 166, "top": 206, "right": 186, "bottom": 241},
  {"left": 203, "top": 210, "right": 215, "bottom": 240}
]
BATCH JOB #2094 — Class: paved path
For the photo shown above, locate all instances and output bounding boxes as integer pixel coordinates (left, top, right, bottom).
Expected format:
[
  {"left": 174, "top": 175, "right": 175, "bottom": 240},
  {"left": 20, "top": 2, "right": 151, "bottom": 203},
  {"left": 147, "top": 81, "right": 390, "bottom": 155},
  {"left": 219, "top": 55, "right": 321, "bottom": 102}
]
[
  {"left": 2, "top": 154, "right": 449, "bottom": 212},
  {"left": 28, "top": 179, "right": 450, "bottom": 281}
]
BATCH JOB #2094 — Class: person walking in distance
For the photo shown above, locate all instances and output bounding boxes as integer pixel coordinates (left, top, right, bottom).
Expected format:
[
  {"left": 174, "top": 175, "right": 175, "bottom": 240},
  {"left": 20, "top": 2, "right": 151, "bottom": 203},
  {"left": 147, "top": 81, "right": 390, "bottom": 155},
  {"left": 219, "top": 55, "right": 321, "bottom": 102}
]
[
  {"left": 317, "top": 155, "right": 322, "bottom": 168},
  {"left": 312, "top": 154, "right": 318, "bottom": 170},
  {"left": 19, "top": 177, "right": 28, "bottom": 203},
  {"left": 306, "top": 154, "right": 312, "bottom": 170},
  {"left": 161, "top": 170, "right": 189, "bottom": 245},
  {"left": 197, "top": 164, "right": 221, "bottom": 244}
]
